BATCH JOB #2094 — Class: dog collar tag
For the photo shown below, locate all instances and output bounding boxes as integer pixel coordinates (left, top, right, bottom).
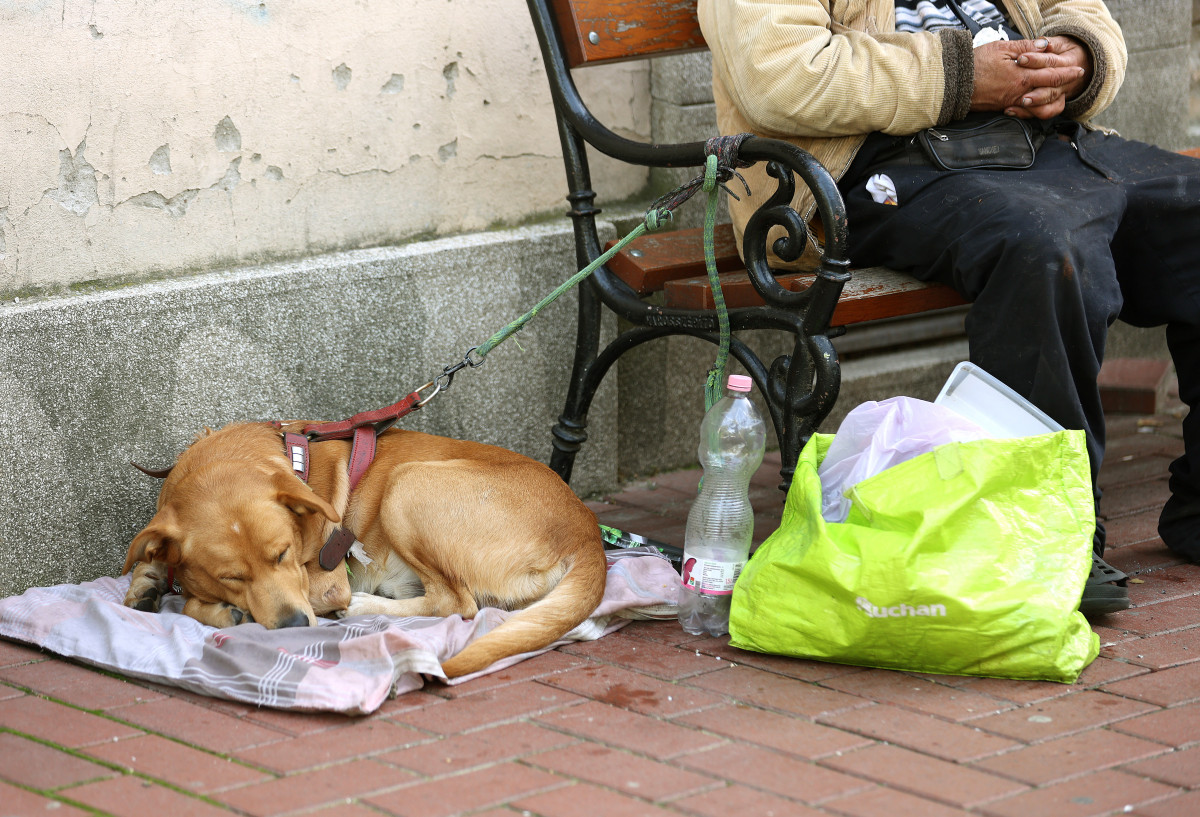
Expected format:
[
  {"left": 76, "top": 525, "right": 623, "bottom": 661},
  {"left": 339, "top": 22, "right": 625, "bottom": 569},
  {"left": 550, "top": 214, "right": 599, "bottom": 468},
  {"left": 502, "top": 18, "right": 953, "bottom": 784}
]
[
  {"left": 319, "top": 527, "right": 356, "bottom": 571},
  {"left": 284, "top": 432, "right": 310, "bottom": 482}
]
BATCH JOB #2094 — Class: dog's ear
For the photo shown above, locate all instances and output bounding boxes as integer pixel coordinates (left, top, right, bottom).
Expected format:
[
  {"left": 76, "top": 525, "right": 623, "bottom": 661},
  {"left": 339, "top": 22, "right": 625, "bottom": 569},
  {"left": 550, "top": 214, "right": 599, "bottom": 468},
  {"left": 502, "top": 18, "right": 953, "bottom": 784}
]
[
  {"left": 273, "top": 472, "right": 341, "bottom": 523},
  {"left": 122, "top": 506, "right": 183, "bottom": 574}
]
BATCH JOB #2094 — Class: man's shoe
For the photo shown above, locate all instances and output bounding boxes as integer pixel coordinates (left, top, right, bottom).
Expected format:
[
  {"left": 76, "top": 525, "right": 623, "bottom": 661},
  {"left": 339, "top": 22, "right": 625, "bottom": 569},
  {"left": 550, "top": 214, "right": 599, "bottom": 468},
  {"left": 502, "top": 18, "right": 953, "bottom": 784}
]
[
  {"left": 1079, "top": 552, "right": 1130, "bottom": 617},
  {"left": 1158, "top": 494, "right": 1200, "bottom": 564}
]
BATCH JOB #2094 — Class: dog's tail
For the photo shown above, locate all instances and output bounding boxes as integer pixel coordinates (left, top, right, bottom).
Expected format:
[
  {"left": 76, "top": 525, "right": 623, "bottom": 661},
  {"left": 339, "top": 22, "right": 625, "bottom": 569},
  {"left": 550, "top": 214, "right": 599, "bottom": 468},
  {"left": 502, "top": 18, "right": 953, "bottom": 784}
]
[{"left": 439, "top": 543, "right": 609, "bottom": 679}]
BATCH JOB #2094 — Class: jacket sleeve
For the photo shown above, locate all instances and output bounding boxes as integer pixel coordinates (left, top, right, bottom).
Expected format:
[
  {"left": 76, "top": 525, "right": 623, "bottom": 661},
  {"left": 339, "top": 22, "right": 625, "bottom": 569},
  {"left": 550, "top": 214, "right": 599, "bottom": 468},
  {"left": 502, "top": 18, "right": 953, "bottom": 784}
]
[
  {"left": 697, "top": 0, "right": 975, "bottom": 139},
  {"left": 1034, "top": 0, "right": 1126, "bottom": 119}
]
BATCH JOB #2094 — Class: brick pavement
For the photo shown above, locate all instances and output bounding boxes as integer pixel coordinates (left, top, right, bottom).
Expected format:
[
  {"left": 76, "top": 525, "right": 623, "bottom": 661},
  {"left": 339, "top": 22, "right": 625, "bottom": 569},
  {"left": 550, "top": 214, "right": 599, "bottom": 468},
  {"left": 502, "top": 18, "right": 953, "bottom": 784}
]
[{"left": 1, "top": 377, "right": 1198, "bottom": 817}]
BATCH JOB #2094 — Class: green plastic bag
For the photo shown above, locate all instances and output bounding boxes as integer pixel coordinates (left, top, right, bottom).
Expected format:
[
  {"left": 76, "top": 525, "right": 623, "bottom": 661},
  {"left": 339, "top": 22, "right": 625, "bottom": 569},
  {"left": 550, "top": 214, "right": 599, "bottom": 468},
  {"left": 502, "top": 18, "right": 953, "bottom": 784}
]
[{"left": 729, "top": 431, "right": 1099, "bottom": 683}]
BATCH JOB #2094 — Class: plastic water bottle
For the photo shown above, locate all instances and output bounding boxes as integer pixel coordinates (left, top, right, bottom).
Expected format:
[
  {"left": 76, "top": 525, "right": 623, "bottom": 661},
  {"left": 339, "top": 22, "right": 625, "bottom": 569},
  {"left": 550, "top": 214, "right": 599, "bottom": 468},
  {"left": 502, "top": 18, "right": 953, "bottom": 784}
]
[{"left": 678, "top": 374, "right": 766, "bottom": 636}]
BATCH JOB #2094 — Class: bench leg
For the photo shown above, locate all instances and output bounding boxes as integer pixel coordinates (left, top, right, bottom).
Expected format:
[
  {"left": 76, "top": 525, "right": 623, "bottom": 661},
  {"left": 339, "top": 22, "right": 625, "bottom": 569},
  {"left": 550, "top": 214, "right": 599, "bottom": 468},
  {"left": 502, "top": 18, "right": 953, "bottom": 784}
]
[
  {"left": 550, "top": 414, "right": 588, "bottom": 484},
  {"left": 767, "top": 332, "right": 842, "bottom": 492},
  {"left": 551, "top": 319, "right": 792, "bottom": 491},
  {"left": 549, "top": 279, "right": 604, "bottom": 485}
]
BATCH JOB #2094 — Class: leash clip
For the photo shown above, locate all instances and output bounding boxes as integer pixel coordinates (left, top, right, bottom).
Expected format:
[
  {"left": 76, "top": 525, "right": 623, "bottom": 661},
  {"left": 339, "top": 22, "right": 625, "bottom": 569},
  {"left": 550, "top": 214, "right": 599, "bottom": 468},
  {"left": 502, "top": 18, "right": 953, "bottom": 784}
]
[{"left": 416, "top": 347, "right": 484, "bottom": 407}]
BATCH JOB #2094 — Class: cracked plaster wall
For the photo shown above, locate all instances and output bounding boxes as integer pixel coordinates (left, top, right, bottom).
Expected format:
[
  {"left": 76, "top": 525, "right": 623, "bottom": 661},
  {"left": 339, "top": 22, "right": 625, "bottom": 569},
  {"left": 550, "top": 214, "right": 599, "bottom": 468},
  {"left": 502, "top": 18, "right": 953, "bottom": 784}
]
[{"left": 0, "top": 0, "right": 650, "bottom": 294}]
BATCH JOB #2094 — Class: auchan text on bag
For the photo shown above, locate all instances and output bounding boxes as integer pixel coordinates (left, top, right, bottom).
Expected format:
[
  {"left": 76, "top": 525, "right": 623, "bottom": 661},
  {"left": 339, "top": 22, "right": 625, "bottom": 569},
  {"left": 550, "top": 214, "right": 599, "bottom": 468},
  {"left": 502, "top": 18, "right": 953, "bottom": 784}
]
[{"left": 856, "top": 596, "right": 947, "bottom": 618}]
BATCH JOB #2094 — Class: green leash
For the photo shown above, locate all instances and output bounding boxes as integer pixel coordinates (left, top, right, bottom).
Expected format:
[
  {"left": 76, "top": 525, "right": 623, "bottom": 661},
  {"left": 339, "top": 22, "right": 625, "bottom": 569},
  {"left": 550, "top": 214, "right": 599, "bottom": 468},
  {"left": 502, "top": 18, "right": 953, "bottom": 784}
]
[
  {"left": 421, "top": 152, "right": 736, "bottom": 411},
  {"left": 700, "top": 155, "right": 731, "bottom": 412},
  {"left": 472, "top": 206, "right": 674, "bottom": 360},
  {"left": 472, "top": 156, "right": 731, "bottom": 407}
]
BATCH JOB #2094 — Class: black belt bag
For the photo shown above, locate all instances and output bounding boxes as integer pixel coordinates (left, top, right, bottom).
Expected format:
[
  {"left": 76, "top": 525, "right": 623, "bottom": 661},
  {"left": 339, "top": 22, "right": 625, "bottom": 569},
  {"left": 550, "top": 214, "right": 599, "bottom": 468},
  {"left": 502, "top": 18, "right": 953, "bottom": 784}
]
[{"left": 917, "top": 116, "right": 1045, "bottom": 171}]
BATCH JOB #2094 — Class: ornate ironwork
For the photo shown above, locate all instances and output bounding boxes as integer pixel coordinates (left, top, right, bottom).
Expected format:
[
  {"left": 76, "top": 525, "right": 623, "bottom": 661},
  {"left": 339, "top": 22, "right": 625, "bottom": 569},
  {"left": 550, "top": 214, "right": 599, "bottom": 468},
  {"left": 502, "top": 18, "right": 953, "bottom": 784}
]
[{"left": 526, "top": 0, "right": 853, "bottom": 490}]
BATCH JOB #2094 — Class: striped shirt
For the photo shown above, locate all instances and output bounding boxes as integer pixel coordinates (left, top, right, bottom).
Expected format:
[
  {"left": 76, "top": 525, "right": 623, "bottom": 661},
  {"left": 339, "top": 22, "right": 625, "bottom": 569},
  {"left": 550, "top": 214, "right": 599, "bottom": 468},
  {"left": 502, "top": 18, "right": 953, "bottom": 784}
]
[{"left": 894, "top": 0, "right": 1015, "bottom": 35}]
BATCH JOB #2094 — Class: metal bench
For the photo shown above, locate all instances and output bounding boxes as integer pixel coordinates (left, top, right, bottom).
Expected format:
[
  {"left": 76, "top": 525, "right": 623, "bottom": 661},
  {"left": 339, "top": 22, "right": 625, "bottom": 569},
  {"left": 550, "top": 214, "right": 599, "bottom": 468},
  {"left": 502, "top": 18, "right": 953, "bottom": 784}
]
[{"left": 525, "top": 0, "right": 977, "bottom": 488}]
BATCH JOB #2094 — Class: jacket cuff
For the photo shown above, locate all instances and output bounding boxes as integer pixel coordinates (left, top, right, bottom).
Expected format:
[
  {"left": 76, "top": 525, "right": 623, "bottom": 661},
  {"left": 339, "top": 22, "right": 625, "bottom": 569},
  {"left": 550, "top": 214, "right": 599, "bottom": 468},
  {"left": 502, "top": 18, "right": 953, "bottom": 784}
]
[
  {"left": 1043, "top": 25, "right": 1107, "bottom": 119},
  {"left": 938, "top": 29, "right": 976, "bottom": 123}
]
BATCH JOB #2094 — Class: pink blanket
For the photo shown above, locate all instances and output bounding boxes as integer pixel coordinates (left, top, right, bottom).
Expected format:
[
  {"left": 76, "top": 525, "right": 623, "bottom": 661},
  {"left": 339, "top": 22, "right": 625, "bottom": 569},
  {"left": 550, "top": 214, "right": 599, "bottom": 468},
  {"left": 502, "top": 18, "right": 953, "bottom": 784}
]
[{"left": 0, "top": 549, "right": 679, "bottom": 714}]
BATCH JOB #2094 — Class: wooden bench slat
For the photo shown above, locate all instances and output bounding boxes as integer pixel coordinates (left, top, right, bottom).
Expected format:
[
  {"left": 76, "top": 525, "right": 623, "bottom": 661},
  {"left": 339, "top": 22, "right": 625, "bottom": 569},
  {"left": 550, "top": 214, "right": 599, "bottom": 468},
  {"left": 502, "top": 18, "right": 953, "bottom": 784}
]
[
  {"left": 604, "top": 223, "right": 743, "bottom": 294},
  {"left": 661, "top": 268, "right": 807, "bottom": 309},
  {"left": 551, "top": 0, "right": 706, "bottom": 68},
  {"left": 604, "top": 222, "right": 966, "bottom": 325},
  {"left": 663, "top": 268, "right": 967, "bottom": 325}
]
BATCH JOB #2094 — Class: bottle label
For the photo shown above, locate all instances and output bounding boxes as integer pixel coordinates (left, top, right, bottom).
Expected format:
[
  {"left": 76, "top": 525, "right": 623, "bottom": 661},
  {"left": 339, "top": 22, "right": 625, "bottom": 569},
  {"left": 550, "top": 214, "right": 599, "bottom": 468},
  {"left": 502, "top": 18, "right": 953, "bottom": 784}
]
[{"left": 680, "top": 555, "right": 745, "bottom": 595}]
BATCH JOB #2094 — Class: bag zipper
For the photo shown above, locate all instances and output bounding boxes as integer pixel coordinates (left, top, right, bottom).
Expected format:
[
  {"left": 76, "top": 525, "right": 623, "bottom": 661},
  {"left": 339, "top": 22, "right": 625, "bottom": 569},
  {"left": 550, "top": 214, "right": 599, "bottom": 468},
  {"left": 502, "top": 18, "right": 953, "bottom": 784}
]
[{"left": 929, "top": 117, "right": 1019, "bottom": 140}]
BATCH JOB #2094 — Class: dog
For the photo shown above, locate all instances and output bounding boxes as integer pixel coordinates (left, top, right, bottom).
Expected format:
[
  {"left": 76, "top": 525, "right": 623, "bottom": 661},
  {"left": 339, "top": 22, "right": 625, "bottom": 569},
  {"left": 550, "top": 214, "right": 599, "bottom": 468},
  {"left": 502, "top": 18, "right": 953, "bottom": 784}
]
[{"left": 121, "top": 422, "right": 607, "bottom": 678}]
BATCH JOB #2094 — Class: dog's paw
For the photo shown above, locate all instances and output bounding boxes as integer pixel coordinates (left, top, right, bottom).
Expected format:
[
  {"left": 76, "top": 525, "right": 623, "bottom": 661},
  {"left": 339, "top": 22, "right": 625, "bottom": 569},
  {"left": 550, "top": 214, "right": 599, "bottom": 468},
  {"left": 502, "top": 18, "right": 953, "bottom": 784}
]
[
  {"left": 123, "top": 561, "right": 170, "bottom": 613},
  {"left": 180, "top": 598, "right": 256, "bottom": 629},
  {"left": 212, "top": 602, "right": 255, "bottom": 628},
  {"left": 340, "top": 592, "right": 389, "bottom": 618},
  {"left": 126, "top": 584, "right": 163, "bottom": 613}
]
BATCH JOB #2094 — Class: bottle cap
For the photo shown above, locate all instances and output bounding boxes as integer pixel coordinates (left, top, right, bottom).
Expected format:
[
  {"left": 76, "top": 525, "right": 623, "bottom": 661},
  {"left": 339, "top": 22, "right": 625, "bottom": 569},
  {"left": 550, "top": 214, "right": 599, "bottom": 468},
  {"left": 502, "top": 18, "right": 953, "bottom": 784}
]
[{"left": 727, "top": 374, "right": 752, "bottom": 392}]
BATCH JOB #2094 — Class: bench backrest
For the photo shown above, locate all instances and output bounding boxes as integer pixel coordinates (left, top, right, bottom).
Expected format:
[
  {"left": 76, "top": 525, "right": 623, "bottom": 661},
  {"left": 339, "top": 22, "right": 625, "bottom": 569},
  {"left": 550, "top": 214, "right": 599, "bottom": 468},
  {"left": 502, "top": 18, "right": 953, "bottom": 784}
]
[{"left": 551, "top": 0, "right": 706, "bottom": 67}]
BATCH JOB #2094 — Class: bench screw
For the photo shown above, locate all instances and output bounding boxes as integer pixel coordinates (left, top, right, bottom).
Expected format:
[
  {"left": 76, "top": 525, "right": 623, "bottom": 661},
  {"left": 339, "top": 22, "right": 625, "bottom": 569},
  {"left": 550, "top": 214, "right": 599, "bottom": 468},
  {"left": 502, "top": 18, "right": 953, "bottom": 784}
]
[{"left": 588, "top": 31, "right": 599, "bottom": 44}]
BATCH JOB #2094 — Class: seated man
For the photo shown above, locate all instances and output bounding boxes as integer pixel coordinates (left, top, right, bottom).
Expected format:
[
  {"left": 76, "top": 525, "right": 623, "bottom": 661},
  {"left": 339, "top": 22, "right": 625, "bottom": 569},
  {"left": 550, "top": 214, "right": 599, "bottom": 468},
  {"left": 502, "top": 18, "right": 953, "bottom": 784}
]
[{"left": 698, "top": 0, "right": 1200, "bottom": 615}]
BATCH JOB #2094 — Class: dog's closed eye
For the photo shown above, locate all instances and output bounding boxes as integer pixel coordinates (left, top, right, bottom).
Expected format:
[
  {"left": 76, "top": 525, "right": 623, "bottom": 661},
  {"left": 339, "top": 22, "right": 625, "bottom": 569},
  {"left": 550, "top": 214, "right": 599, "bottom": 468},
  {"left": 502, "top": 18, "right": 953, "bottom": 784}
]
[{"left": 275, "top": 548, "right": 289, "bottom": 565}]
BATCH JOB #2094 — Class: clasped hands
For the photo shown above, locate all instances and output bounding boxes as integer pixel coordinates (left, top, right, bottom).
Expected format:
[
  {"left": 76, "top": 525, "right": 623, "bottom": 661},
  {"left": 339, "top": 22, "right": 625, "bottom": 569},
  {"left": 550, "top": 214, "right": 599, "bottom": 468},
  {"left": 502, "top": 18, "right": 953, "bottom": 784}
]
[{"left": 971, "top": 36, "right": 1092, "bottom": 120}]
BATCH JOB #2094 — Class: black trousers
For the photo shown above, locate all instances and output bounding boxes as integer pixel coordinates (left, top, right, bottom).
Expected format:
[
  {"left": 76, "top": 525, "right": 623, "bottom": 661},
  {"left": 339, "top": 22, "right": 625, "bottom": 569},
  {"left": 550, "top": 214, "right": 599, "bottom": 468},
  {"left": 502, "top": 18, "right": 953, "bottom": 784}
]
[{"left": 838, "top": 121, "right": 1200, "bottom": 558}]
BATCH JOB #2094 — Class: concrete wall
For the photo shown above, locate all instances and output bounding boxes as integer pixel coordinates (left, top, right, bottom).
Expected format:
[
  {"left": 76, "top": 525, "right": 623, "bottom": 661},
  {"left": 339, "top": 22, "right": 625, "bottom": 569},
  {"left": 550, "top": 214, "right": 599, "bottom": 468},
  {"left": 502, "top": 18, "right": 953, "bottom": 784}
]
[
  {"left": 0, "top": 0, "right": 650, "bottom": 296},
  {"left": 1099, "top": 0, "right": 1193, "bottom": 150},
  {"left": 1192, "top": 0, "right": 1200, "bottom": 143}
]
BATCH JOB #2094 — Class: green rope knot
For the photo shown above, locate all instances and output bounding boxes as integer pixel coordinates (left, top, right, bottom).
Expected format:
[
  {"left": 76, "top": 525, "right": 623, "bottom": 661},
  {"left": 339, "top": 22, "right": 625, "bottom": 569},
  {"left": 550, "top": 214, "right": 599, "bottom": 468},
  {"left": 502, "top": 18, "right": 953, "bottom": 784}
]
[
  {"left": 644, "top": 208, "right": 672, "bottom": 232},
  {"left": 704, "top": 365, "right": 724, "bottom": 409},
  {"left": 702, "top": 154, "right": 719, "bottom": 193}
]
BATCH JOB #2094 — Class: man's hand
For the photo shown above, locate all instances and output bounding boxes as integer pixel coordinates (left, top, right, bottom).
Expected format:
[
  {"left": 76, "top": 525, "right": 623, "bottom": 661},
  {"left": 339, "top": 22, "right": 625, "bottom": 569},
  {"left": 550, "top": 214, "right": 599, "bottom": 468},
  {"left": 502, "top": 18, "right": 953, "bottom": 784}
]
[
  {"left": 1007, "top": 36, "right": 1092, "bottom": 118},
  {"left": 971, "top": 37, "right": 1090, "bottom": 120}
]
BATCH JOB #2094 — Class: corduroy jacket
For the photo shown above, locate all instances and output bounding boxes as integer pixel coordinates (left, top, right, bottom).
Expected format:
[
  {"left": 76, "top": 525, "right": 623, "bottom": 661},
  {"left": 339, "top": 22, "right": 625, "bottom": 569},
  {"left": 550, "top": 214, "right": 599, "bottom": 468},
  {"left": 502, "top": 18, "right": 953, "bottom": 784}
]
[{"left": 697, "top": 0, "right": 1127, "bottom": 265}]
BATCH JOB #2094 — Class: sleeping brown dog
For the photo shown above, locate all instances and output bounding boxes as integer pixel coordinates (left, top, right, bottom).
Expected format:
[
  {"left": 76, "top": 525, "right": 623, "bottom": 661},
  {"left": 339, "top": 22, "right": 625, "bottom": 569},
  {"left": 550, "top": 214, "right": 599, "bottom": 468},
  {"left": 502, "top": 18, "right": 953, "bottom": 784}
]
[{"left": 121, "top": 422, "right": 607, "bottom": 678}]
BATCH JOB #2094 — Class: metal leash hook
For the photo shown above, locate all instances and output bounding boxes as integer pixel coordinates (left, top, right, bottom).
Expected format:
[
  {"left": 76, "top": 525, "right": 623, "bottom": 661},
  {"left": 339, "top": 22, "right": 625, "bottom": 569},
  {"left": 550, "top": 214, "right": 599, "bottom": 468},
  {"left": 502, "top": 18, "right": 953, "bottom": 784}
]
[{"left": 415, "top": 346, "right": 485, "bottom": 407}]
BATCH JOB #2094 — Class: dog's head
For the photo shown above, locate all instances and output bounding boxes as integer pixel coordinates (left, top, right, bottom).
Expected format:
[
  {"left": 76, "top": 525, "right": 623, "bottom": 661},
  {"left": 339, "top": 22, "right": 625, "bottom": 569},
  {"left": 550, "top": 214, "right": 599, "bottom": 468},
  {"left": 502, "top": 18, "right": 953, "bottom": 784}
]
[{"left": 123, "top": 462, "right": 341, "bottom": 628}]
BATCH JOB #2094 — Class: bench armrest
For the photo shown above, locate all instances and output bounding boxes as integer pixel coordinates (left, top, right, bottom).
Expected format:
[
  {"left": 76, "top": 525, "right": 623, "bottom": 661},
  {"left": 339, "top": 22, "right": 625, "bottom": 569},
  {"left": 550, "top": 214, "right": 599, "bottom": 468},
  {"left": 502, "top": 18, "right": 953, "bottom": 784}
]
[{"left": 528, "top": 0, "right": 851, "bottom": 336}]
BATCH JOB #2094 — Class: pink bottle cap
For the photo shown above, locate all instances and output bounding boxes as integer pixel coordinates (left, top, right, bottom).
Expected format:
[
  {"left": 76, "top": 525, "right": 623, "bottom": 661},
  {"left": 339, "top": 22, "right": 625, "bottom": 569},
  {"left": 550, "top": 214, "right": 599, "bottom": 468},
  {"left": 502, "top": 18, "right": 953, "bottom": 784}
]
[{"left": 727, "top": 374, "right": 752, "bottom": 392}]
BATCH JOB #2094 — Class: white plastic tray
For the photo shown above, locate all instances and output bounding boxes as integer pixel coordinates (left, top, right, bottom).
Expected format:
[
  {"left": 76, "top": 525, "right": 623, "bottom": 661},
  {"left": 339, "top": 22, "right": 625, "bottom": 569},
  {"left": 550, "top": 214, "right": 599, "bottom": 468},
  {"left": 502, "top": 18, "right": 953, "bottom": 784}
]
[{"left": 934, "top": 362, "right": 1064, "bottom": 438}]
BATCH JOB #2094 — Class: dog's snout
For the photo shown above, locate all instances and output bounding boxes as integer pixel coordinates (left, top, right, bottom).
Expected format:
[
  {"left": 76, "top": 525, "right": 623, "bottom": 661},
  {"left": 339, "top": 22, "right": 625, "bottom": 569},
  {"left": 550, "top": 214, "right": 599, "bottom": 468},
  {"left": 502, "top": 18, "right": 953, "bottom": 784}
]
[{"left": 276, "top": 610, "right": 312, "bottom": 629}]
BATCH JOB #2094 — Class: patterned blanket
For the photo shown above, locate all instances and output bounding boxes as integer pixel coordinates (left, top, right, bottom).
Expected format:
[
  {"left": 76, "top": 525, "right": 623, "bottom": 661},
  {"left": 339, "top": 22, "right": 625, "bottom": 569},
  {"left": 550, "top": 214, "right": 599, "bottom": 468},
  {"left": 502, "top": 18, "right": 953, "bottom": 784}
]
[{"left": 0, "top": 549, "right": 679, "bottom": 714}]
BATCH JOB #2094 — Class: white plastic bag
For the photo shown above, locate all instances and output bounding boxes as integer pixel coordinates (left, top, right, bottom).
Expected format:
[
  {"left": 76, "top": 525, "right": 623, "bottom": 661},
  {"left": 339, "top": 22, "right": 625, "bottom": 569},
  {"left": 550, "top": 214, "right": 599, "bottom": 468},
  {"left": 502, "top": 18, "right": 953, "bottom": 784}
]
[{"left": 817, "top": 396, "right": 990, "bottom": 522}]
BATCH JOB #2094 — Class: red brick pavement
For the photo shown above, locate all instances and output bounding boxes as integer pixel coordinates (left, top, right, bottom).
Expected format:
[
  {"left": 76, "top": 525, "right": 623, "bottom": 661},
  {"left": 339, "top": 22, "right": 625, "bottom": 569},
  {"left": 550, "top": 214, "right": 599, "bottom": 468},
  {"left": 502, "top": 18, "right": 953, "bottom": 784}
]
[{"left": 0, "top": 384, "right": 1197, "bottom": 817}]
